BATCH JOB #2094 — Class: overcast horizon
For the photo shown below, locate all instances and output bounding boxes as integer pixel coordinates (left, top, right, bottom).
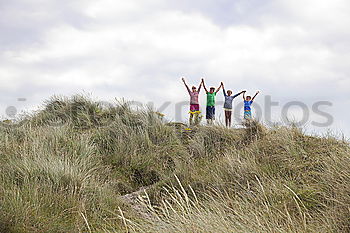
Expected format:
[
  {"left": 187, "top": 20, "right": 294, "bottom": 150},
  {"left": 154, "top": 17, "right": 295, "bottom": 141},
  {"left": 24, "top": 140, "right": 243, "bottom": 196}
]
[{"left": 0, "top": 0, "right": 349, "bottom": 137}]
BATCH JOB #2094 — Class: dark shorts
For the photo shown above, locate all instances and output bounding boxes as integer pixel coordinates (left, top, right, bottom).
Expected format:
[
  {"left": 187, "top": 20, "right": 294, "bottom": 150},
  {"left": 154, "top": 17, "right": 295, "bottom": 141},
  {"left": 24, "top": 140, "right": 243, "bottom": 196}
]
[
  {"left": 206, "top": 106, "right": 215, "bottom": 119},
  {"left": 224, "top": 109, "right": 232, "bottom": 119}
]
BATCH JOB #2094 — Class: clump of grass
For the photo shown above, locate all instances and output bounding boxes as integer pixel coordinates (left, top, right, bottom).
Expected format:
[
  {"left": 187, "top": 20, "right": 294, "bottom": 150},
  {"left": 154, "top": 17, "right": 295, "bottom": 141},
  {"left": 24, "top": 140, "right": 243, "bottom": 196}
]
[{"left": 0, "top": 95, "right": 349, "bottom": 232}]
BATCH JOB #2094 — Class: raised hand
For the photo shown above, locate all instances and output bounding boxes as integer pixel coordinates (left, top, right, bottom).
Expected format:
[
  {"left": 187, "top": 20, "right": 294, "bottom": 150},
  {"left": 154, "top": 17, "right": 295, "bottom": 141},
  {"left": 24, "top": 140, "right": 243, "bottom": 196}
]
[{"left": 252, "top": 91, "right": 260, "bottom": 101}]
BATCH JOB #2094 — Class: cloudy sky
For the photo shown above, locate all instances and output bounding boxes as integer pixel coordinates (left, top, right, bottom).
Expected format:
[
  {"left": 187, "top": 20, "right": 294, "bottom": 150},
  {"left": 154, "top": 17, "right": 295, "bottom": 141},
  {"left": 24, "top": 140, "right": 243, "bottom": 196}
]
[{"left": 0, "top": 0, "right": 349, "bottom": 136}]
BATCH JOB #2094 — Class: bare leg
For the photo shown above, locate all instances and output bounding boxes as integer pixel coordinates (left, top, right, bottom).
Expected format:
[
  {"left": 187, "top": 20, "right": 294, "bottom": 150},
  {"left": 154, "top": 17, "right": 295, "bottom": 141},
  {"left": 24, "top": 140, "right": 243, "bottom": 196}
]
[
  {"left": 194, "top": 114, "right": 199, "bottom": 125},
  {"left": 228, "top": 111, "right": 232, "bottom": 127},
  {"left": 225, "top": 111, "right": 231, "bottom": 127}
]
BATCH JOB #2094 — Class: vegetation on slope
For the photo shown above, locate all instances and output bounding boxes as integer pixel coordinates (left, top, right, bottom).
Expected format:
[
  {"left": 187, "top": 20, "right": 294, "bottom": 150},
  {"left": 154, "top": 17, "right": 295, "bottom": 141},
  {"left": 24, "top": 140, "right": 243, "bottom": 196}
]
[{"left": 0, "top": 95, "right": 349, "bottom": 232}]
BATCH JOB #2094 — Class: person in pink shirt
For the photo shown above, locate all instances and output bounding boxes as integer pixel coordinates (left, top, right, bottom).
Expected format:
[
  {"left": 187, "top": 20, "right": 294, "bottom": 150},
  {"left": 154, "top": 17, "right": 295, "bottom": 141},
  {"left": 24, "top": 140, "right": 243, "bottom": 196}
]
[{"left": 182, "top": 77, "right": 202, "bottom": 125}]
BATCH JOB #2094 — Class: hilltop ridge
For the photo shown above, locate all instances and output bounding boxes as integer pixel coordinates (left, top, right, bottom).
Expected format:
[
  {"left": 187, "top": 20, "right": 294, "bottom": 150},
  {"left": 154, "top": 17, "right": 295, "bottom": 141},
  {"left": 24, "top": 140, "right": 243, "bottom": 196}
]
[{"left": 0, "top": 95, "right": 349, "bottom": 232}]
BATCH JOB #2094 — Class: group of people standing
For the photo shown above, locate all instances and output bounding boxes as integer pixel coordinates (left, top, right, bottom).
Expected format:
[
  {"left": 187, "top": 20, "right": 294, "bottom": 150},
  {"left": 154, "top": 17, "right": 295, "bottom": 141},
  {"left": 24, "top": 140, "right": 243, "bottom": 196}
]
[{"left": 182, "top": 78, "right": 260, "bottom": 127}]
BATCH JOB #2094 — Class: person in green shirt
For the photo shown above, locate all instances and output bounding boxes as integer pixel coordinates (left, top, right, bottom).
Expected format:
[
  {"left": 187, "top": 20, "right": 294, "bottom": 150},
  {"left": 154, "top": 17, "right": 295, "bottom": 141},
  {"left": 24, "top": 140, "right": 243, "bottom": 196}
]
[{"left": 201, "top": 78, "right": 222, "bottom": 125}]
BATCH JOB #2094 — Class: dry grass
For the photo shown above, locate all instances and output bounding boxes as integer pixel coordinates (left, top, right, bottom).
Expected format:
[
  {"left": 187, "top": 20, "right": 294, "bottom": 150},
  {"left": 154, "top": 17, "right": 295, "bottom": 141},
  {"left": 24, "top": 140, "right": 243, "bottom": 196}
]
[{"left": 0, "top": 95, "right": 349, "bottom": 232}]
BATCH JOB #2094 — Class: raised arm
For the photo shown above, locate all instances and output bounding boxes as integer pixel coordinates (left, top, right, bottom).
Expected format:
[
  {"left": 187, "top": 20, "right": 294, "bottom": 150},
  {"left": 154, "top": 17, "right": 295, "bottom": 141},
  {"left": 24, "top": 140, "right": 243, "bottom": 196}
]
[
  {"left": 182, "top": 77, "right": 191, "bottom": 93},
  {"left": 232, "top": 90, "right": 245, "bottom": 99},
  {"left": 201, "top": 78, "right": 208, "bottom": 93},
  {"left": 251, "top": 91, "right": 260, "bottom": 102},
  {"left": 215, "top": 82, "right": 223, "bottom": 93},
  {"left": 242, "top": 91, "right": 246, "bottom": 100},
  {"left": 198, "top": 81, "right": 203, "bottom": 93},
  {"left": 221, "top": 82, "right": 226, "bottom": 96}
]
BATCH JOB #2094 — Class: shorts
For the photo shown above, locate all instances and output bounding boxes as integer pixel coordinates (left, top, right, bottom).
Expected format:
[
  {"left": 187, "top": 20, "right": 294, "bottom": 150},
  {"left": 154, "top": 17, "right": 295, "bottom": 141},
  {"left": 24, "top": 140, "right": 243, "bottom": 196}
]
[
  {"left": 206, "top": 106, "right": 215, "bottom": 120},
  {"left": 224, "top": 109, "right": 232, "bottom": 119},
  {"left": 244, "top": 110, "right": 252, "bottom": 120},
  {"left": 190, "top": 104, "right": 200, "bottom": 112}
]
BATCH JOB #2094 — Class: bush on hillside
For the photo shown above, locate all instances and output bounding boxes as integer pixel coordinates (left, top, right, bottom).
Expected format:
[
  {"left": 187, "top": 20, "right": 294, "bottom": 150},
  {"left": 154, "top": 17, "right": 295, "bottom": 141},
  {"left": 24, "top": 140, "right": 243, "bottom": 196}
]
[{"left": 0, "top": 95, "right": 349, "bottom": 232}]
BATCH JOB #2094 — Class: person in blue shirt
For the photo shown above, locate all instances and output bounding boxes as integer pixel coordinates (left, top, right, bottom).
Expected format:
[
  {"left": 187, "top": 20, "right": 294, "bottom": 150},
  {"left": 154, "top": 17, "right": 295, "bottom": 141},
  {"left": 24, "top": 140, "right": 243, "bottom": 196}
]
[
  {"left": 243, "top": 90, "right": 260, "bottom": 120},
  {"left": 221, "top": 82, "right": 245, "bottom": 127}
]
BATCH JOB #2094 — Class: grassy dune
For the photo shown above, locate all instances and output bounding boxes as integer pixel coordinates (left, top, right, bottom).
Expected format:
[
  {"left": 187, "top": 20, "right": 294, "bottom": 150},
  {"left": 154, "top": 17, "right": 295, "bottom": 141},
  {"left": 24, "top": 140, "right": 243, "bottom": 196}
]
[{"left": 0, "top": 95, "right": 349, "bottom": 232}]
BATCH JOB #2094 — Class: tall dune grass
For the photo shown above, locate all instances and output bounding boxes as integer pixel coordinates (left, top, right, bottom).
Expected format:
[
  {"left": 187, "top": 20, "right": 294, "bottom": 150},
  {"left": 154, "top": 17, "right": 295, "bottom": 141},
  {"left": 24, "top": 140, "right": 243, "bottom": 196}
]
[{"left": 0, "top": 95, "right": 349, "bottom": 232}]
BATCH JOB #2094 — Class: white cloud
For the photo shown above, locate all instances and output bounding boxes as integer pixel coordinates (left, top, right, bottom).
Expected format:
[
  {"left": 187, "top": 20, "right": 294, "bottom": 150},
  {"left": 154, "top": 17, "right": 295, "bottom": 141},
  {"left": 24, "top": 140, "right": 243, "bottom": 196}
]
[{"left": 0, "top": 0, "right": 349, "bottom": 135}]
